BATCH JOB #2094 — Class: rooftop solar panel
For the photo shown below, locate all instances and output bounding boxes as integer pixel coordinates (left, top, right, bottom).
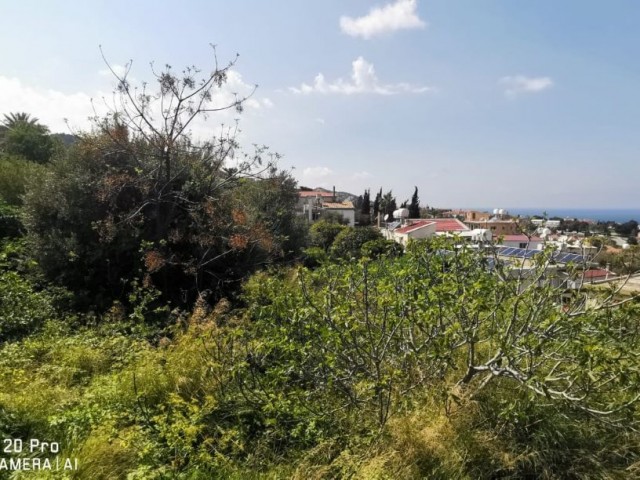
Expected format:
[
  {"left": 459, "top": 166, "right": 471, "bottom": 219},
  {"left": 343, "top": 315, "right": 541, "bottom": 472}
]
[
  {"left": 387, "top": 221, "right": 401, "bottom": 230},
  {"left": 497, "top": 247, "right": 547, "bottom": 259}
]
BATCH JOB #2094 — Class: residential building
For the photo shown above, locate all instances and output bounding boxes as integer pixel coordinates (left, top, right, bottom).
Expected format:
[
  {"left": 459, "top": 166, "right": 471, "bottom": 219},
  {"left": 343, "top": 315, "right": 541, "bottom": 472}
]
[
  {"left": 322, "top": 201, "right": 356, "bottom": 226},
  {"left": 382, "top": 220, "right": 437, "bottom": 245},
  {"left": 496, "top": 234, "right": 543, "bottom": 250},
  {"left": 466, "top": 218, "right": 519, "bottom": 235}
]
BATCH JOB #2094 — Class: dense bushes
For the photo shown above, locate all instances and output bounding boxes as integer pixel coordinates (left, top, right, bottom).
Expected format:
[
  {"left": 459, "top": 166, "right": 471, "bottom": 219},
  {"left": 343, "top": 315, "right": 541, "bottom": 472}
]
[
  {"left": 0, "top": 270, "right": 55, "bottom": 341},
  {"left": 330, "top": 226, "right": 382, "bottom": 259},
  {"left": 0, "top": 62, "right": 639, "bottom": 477},
  {"left": 0, "top": 239, "right": 639, "bottom": 478}
]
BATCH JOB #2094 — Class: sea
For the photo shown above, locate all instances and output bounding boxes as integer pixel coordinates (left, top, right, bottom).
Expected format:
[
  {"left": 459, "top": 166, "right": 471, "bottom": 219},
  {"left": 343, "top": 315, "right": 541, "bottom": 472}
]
[{"left": 470, "top": 208, "right": 640, "bottom": 223}]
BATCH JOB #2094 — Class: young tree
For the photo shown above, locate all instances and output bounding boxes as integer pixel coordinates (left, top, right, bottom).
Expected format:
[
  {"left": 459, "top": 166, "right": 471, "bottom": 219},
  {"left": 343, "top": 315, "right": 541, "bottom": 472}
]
[
  {"left": 361, "top": 189, "right": 370, "bottom": 216},
  {"left": 309, "top": 220, "right": 347, "bottom": 251},
  {"left": 372, "top": 188, "right": 382, "bottom": 220},
  {"left": 329, "top": 226, "right": 382, "bottom": 260},
  {"left": 380, "top": 190, "right": 397, "bottom": 219},
  {"left": 408, "top": 186, "right": 420, "bottom": 218},
  {"left": 244, "top": 237, "right": 640, "bottom": 430},
  {"left": 23, "top": 47, "right": 292, "bottom": 308},
  {"left": 0, "top": 114, "right": 55, "bottom": 164}
]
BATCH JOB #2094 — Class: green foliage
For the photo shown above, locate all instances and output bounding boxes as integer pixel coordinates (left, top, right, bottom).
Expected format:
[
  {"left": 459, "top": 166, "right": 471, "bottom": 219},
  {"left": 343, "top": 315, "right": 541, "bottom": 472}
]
[
  {"left": 320, "top": 210, "right": 350, "bottom": 225},
  {"left": 0, "top": 240, "right": 58, "bottom": 340},
  {"left": 360, "top": 189, "right": 370, "bottom": 216},
  {"left": 5, "top": 48, "right": 640, "bottom": 480},
  {"left": 595, "top": 245, "right": 640, "bottom": 274},
  {"left": 0, "top": 155, "right": 44, "bottom": 206},
  {"left": 0, "top": 200, "right": 22, "bottom": 238},
  {"left": 329, "top": 226, "right": 382, "bottom": 259},
  {"left": 0, "top": 270, "right": 55, "bottom": 341},
  {"left": 380, "top": 190, "right": 397, "bottom": 219},
  {"left": 22, "top": 144, "right": 141, "bottom": 309},
  {"left": 372, "top": 188, "right": 382, "bottom": 219},
  {"left": 0, "top": 120, "right": 56, "bottom": 164},
  {"left": 309, "top": 220, "right": 347, "bottom": 251},
  {"left": 233, "top": 169, "right": 308, "bottom": 260},
  {"left": 409, "top": 186, "right": 420, "bottom": 218},
  {"left": 302, "top": 246, "right": 328, "bottom": 268},
  {"left": 22, "top": 58, "right": 303, "bottom": 310},
  {"left": 360, "top": 238, "right": 403, "bottom": 259},
  {"left": 615, "top": 220, "right": 638, "bottom": 236},
  {"left": 0, "top": 238, "right": 639, "bottom": 477}
]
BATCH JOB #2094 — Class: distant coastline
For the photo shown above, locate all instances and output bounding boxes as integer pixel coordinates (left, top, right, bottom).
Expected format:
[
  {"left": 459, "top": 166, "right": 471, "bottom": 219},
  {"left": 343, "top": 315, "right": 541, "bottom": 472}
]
[{"left": 465, "top": 208, "right": 640, "bottom": 223}]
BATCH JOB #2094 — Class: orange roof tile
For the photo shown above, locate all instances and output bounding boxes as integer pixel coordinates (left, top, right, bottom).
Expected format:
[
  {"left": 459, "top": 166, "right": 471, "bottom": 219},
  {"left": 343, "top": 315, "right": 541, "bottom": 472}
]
[
  {"left": 395, "top": 220, "right": 435, "bottom": 234},
  {"left": 430, "top": 218, "right": 469, "bottom": 232},
  {"left": 323, "top": 201, "right": 354, "bottom": 209}
]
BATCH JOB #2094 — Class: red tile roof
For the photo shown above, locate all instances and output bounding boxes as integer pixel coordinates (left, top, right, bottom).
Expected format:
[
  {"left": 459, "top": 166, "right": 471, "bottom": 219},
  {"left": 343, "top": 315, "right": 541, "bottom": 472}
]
[
  {"left": 395, "top": 220, "right": 435, "bottom": 234},
  {"left": 323, "top": 201, "right": 354, "bottom": 209},
  {"left": 583, "top": 269, "right": 616, "bottom": 279},
  {"left": 430, "top": 218, "right": 469, "bottom": 232}
]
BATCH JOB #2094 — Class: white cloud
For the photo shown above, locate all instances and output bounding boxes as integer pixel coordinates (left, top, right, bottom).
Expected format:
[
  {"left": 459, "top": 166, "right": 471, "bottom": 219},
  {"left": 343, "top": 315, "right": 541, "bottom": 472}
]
[
  {"left": 300, "top": 166, "right": 336, "bottom": 189},
  {"left": 315, "top": 118, "right": 325, "bottom": 125},
  {"left": 98, "top": 64, "right": 128, "bottom": 78},
  {"left": 499, "top": 75, "right": 553, "bottom": 98},
  {"left": 0, "top": 76, "right": 97, "bottom": 132},
  {"left": 0, "top": 70, "right": 268, "bottom": 135},
  {"left": 340, "top": 0, "right": 426, "bottom": 39},
  {"left": 290, "top": 57, "right": 432, "bottom": 95}
]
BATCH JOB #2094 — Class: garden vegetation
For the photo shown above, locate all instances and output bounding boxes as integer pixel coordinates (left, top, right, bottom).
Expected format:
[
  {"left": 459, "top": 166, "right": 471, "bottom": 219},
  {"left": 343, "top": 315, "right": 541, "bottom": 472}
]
[{"left": 0, "top": 50, "right": 639, "bottom": 479}]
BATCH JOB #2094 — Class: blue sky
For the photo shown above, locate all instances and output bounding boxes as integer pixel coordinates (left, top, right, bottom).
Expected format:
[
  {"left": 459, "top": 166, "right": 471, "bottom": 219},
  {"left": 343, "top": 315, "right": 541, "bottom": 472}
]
[{"left": 1, "top": 0, "right": 639, "bottom": 208}]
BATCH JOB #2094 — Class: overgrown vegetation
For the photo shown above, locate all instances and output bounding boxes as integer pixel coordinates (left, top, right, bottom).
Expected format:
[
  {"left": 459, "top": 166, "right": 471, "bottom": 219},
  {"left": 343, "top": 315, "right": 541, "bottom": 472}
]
[{"left": 1, "top": 50, "right": 639, "bottom": 479}]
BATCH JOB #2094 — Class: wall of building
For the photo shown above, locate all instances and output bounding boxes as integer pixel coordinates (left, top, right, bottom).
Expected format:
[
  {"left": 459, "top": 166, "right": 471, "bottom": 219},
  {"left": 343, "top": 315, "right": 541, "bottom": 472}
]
[
  {"left": 466, "top": 220, "right": 519, "bottom": 235},
  {"left": 323, "top": 208, "right": 355, "bottom": 226}
]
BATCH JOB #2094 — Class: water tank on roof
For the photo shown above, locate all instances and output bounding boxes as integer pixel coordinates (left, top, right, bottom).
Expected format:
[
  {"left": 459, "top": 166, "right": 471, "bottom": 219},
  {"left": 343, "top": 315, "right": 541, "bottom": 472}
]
[
  {"left": 493, "top": 208, "right": 499, "bottom": 215},
  {"left": 498, "top": 208, "right": 505, "bottom": 215},
  {"left": 393, "top": 208, "right": 410, "bottom": 219},
  {"left": 471, "top": 229, "right": 492, "bottom": 242}
]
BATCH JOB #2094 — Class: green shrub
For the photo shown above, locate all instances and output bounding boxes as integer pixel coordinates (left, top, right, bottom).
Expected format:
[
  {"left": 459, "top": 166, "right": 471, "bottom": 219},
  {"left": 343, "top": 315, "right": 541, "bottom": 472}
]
[
  {"left": 361, "top": 238, "right": 403, "bottom": 259},
  {"left": 329, "top": 226, "right": 382, "bottom": 260},
  {"left": 302, "top": 246, "right": 327, "bottom": 268},
  {"left": 309, "top": 220, "right": 347, "bottom": 251},
  {"left": 0, "top": 270, "right": 55, "bottom": 341},
  {"left": 0, "top": 155, "right": 44, "bottom": 205}
]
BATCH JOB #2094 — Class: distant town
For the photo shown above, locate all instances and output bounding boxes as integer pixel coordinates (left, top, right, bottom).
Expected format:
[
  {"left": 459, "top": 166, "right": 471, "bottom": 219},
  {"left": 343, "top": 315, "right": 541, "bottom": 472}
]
[{"left": 298, "top": 185, "right": 640, "bottom": 293}]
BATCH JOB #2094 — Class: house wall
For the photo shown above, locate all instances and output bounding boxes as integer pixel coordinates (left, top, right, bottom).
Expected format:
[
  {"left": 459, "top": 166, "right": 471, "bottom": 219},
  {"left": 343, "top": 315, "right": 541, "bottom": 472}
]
[
  {"left": 392, "top": 223, "right": 437, "bottom": 246},
  {"left": 500, "top": 239, "right": 543, "bottom": 249},
  {"left": 467, "top": 220, "right": 519, "bottom": 235},
  {"left": 323, "top": 208, "right": 355, "bottom": 226},
  {"left": 407, "top": 224, "right": 437, "bottom": 241}
]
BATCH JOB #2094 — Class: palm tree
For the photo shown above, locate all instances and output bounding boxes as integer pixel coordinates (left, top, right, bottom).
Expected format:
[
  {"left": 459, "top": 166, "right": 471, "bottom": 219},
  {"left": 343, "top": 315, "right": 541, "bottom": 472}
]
[{"left": 2, "top": 112, "right": 40, "bottom": 129}]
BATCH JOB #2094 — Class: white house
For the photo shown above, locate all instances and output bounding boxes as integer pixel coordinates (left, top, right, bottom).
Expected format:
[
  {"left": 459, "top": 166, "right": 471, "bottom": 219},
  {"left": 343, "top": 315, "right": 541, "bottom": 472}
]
[
  {"left": 390, "top": 220, "right": 437, "bottom": 246},
  {"left": 496, "top": 234, "right": 543, "bottom": 250},
  {"left": 322, "top": 201, "right": 356, "bottom": 226}
]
